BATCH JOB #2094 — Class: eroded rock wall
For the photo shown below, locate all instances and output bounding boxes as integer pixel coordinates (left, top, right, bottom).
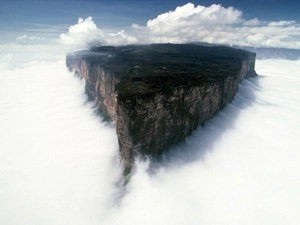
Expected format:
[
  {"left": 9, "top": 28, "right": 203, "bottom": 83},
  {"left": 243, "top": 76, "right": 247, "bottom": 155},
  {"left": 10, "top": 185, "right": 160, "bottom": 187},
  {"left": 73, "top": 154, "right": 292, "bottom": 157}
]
[
  {"left": 67, "top": 54, "right": 119, "bottom": 120},
  {"left": 116, "top": 75, "right": 243, "bottom": 169}
]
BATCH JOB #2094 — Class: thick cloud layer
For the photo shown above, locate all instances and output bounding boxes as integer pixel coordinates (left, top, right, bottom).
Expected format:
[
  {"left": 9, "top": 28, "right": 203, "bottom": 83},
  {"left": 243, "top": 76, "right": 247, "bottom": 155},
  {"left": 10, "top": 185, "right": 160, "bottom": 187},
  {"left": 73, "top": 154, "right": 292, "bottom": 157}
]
[
  {"left": 60, "top": 3, "right": 300, "bottom": 50},
  {"left": 1, "top": 54, "right": 299, "bottom": 225}
]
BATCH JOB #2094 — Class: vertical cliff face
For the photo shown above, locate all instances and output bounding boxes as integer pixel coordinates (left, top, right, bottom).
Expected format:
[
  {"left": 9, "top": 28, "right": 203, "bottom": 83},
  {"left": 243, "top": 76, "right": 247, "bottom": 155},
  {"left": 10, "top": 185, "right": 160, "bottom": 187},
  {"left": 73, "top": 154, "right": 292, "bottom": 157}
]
[
  {"left": 67, "top": 52, "right": 119, "bottom": 121},
  {"left": 66, "top": 44, "right": 256, "bottom": 172}
]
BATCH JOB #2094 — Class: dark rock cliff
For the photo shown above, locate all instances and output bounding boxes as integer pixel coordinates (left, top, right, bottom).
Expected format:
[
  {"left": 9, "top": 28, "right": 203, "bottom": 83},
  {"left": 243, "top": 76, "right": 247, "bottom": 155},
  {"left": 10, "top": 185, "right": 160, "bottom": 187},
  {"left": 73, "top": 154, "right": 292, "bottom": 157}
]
[{"left": 66, "top": 44, "right": 256, "bottom": 173}]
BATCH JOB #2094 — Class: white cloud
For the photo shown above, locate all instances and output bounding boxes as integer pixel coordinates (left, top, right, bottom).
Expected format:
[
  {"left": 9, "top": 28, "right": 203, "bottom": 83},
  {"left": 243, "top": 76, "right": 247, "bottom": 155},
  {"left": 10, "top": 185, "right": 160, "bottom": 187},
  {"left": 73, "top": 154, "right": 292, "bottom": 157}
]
[
  {"left": 147, "top": 3, "right": 242, "bottom": 29},
  {"left": 0, "top": 42, "right": 64, "bottom": 67},
  {"left": 2, "top": 55, "right": 300, "bottom": 225},
  {"left": 142, "top": 3, "right": 243, "bottom": 44},
  {"left": 268, "top": 20, "right": 297, "bottom": 27},
  {"left": 243, "top": 18, "right": 261, "bottom": 26},
  {"left": 14, "top": 34, "right": 55, "bottom": 47},
  {"left": 59, "top": 4, "right": 300, "bottom": 50},
  {"left": 60, "top": 17, "right": 138, "bottom": 51},
  {"left": 60, "top": 17, "right": 106, "bottom": 49},
  {"left": 17, "top": 34, "right": 45, "bottom": 41},
  {"left": 0, "top": 57, "right": 122, "bottom": 225},
  {"left": 141, "top": 3, "right": 300, "bottom": 48}
]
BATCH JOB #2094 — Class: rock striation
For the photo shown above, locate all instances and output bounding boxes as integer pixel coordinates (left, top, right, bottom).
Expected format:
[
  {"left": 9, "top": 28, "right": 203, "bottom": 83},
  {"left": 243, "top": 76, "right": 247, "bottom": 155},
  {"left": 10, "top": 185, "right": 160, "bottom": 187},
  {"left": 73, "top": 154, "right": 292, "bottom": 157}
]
[{"left": 66, "top": 44, "right": 256, "bottom": 173}]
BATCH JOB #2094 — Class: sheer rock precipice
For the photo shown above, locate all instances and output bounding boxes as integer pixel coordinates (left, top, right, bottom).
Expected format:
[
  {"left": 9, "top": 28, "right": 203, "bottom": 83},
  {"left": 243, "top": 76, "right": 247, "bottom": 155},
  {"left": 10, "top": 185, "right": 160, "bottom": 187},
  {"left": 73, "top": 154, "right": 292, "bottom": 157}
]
[{"left": 66, "top": 44, "right": 257, "bottom": 173}]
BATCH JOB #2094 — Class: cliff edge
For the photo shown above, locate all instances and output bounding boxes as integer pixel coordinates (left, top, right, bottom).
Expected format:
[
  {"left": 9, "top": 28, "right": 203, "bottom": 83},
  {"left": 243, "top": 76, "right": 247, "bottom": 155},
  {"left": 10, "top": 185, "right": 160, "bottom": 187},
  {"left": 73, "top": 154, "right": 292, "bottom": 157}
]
[{"left": 66, "top": 44, "right": 257, "bottom": 173}]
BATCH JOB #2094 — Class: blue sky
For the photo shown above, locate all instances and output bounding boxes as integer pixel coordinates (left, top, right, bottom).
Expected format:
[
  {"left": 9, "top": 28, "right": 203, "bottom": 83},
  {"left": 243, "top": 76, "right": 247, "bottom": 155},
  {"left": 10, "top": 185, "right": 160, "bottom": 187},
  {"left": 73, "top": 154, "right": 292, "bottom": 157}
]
[
  {"left": 1, "top": 0, "right": 300, "bottom": 48},
  {"left": 1, "top": 0, "right": 299, "bottom": 29}
]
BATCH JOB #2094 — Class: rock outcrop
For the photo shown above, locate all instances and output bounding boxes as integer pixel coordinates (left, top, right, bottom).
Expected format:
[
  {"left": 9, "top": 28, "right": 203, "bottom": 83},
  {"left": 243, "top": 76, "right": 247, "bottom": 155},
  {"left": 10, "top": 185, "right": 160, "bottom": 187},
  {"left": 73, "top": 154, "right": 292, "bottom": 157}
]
[{"left": 66, "top": 44, "right": 256, "bottom": 173}]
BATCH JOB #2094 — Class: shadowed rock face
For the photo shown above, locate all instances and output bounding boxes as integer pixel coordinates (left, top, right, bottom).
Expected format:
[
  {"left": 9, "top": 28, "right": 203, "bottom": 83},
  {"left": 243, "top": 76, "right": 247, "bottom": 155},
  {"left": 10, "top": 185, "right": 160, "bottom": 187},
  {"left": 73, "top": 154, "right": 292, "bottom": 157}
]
[{"left": 66, "top": 44, "right": 256, "bottom": 173}]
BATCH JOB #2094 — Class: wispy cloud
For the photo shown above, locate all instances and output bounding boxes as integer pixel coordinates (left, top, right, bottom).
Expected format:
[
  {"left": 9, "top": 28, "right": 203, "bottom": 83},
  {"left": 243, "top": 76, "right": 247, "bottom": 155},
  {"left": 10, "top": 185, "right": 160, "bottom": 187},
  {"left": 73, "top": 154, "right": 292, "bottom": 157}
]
[{"left": 17, "top": 34, "right": 46, "bottom": 41}]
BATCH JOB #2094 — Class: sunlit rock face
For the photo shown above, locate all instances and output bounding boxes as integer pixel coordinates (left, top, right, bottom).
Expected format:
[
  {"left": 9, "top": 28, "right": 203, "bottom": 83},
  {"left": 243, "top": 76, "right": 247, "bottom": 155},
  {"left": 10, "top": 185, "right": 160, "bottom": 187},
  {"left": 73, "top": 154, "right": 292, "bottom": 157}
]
[{"left": 66, "top": 44, "right": 256, "bottom": 172}]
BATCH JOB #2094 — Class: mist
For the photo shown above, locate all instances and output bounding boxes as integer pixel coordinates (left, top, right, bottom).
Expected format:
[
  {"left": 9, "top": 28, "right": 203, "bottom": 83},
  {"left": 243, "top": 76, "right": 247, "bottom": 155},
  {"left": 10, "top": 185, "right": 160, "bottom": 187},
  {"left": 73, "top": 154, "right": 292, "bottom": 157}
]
[{"left": 1, "top": 17, "right": 300, "bottom": 225}]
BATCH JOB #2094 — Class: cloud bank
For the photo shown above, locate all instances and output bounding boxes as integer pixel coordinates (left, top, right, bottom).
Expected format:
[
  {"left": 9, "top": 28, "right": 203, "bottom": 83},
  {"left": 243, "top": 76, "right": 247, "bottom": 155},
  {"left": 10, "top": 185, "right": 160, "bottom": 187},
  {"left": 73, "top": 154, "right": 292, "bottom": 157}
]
[
  {"left": 1, "top": 56, "right": 299, "bottom": 225},
  {"left": 60, "top": 3, "right": 300, "bottom": 50}
]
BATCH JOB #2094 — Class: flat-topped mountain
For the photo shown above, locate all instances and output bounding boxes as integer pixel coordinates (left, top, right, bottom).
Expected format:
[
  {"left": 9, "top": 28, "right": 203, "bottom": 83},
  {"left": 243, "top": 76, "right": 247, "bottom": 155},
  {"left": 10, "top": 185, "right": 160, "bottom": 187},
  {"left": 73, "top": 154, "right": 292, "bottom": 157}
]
[{"left": 66, "top": 44, "right": 257, "bottom": 174}]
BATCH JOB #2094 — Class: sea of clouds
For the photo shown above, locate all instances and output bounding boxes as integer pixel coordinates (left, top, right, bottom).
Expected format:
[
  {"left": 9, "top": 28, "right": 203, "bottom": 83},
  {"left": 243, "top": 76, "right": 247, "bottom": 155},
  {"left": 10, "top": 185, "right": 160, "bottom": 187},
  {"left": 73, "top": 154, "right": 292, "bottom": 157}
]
[{"left": 1, "top": 3, "right": 300, "bottom": 225}]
